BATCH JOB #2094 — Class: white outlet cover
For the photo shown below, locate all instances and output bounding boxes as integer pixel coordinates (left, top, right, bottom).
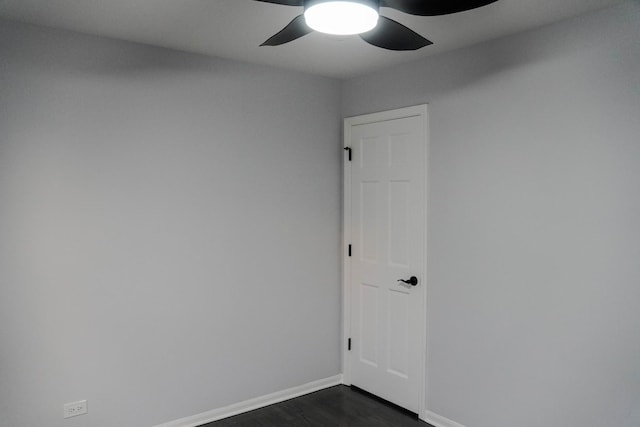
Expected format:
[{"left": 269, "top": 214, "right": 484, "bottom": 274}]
[{"left": 63, "top": 400, "right": 88, "bottom": 419}]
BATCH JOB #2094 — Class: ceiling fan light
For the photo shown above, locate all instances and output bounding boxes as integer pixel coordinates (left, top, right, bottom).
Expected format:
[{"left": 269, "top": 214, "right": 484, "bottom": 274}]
[{"left": 304, "top": 1, "right": 379, "bottom": 36}]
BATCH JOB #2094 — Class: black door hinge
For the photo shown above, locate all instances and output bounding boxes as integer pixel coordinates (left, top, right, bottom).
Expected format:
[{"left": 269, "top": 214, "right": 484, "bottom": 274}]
[
  {"left": 348, "top": 338, "right": 352, "bottom": 351},
  {"left": 348, "top": 244, "right": 352, "bottom": 257},
  {"left": 344, "top": 147, "right": 352, "bottom": 161}
]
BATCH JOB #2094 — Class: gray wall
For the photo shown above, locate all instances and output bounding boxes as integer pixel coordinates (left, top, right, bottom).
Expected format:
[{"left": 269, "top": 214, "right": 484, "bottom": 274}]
[
  {"left": 344, "top": 2, "right": 640, "bottom": 427},
  {"left": 0, "top": 20, "right": 342, "bottom": 427}
]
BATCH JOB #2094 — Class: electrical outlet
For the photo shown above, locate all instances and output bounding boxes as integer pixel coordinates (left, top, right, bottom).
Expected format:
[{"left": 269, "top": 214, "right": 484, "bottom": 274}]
[{"left": 63, "top": 400, "right": 88, "bottom": 419}]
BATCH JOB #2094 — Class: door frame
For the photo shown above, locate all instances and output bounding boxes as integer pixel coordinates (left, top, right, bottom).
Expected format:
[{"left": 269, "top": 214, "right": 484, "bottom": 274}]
[{"left": 342, "top": 104, "right": 429, "bottom": 420}]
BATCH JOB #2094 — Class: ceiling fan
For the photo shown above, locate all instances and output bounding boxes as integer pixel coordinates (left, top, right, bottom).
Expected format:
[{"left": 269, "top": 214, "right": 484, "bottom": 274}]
[{"left": 255, "top": 0, "right": 499, "bottom": 51}]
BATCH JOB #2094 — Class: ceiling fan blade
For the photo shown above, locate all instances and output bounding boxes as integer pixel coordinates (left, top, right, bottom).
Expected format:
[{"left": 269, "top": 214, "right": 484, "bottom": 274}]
[
  {"left": 380, "top": 0, "right": 499, "bottom": 16},
  {"left": 254, "top": 0, "right": 304, "bottom": 6},
  {"left": 261, "top": 15, "right": 313, "bottom": 46},
  {"left": 360, "top": 16, "right": 432, "bottom": 51}
]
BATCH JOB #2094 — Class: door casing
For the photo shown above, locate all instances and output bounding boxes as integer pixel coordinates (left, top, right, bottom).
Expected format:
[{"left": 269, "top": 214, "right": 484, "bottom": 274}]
[{"left": 342, "top": 104, "right": 429, "bottom": 420}]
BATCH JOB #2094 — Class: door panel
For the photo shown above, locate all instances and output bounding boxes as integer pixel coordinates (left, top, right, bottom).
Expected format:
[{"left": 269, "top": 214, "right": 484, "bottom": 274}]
[
  {"left": 359, "top": 283, "right": 379, "bottom": 366},
  {"left": 348, "top": 111, "right": 426, "bottom": 414}
]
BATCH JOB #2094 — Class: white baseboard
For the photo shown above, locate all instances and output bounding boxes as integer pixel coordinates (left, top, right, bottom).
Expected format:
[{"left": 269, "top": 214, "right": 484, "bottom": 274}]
[
  {"left": 423, "top": 410, "right": 467, "bottom": 427},
  {"left": 154, "top": 374, "right": 343, "bottom": 427}
]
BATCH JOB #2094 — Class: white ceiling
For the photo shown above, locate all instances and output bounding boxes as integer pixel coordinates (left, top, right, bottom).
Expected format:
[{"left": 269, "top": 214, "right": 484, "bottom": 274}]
[{"left": 0, "top": 0, "right": 625, "bottom": 79}]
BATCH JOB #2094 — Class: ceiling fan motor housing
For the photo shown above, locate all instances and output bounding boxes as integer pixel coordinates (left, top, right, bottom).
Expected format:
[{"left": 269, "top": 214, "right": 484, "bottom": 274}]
[
  {"left": 304, "top": 0, "right": 381, "bottom": 35},
  {"left": 304, "top": 0, "right": 380, "bottom": 12}
]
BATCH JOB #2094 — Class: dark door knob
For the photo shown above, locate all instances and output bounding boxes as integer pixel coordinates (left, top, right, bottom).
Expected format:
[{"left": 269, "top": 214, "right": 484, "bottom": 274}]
[{"left": 398, "top": 276, "right": 418, "bottom": 286}]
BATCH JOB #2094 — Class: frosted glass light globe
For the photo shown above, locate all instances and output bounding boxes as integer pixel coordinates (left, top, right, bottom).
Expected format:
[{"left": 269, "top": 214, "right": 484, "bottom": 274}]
[{"left": 304, "top": 1, "right": 379, "bottom": 36}]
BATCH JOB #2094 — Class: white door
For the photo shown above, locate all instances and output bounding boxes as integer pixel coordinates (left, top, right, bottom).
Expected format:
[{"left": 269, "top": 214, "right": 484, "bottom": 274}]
[{"left": 344, "top": 106, "right": 427, "bottom": 414}]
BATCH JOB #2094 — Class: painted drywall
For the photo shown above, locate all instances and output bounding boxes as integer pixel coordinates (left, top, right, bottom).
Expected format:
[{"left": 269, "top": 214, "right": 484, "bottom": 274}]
[
  {"left": 0, "top": 20, "right": 342, "bottom": 427},
  {"left": 343, "top": 2, "right": 640, "bottom": 426}
]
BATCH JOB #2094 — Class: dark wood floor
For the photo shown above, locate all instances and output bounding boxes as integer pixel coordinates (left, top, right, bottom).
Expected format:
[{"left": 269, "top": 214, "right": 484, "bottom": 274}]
[{"left": 201, "top": 385, "right": 433, "bottom": 427}]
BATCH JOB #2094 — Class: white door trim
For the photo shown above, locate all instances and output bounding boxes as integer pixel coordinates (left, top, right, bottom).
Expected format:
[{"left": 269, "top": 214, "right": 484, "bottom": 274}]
[{"left": 342, "top": 104, "right": 429, "bottom": 420}]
